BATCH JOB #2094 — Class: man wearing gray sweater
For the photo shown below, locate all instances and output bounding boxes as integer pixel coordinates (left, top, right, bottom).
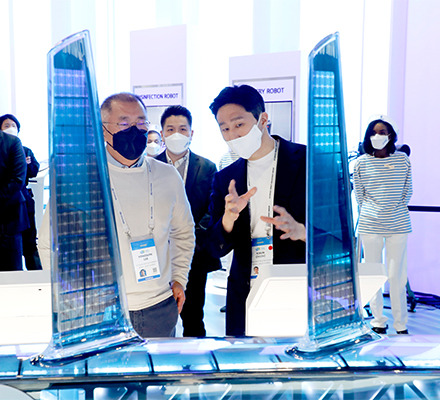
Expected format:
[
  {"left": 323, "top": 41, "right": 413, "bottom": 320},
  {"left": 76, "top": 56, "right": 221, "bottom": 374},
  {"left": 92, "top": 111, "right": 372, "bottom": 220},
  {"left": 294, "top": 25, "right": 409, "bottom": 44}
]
[{"left": 39, "top": 92, "right": 195, "bottom": 337}]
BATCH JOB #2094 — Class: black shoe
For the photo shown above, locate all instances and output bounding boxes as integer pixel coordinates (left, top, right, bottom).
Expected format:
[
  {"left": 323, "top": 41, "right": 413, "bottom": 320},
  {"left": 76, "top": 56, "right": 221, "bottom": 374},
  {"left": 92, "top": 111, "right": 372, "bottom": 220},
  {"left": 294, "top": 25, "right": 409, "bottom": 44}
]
[
  {"left": 372, "top": 325, "right": 388, "bottom": 334},
  {"left": 409, "top": 297, "right": 417, "bottom": 312},
  {"left": 220, "top": 305, "right": 226, "bottom": 313},
  {"left": 397, "top": 329, "right": 409, "bottom": 334}
]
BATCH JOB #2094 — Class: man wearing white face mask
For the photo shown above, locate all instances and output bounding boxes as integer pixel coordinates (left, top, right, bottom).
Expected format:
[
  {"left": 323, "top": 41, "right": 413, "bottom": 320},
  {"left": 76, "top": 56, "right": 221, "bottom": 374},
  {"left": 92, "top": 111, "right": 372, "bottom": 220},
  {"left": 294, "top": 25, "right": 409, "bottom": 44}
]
[
  {"left": 0, "top": 116, "right": 28, "bottom": 270},
  {"left": 156, "top": 105, "right": 221, "bottom": 337},
  {"left": 0, "top": 114, "right": 42, "bottom": 270},
  {"left": 207, "top": 85, "right": 307, "bottom": 337},
  {"left": 146, "top": 124, "right": 163, "bottom": 157}
]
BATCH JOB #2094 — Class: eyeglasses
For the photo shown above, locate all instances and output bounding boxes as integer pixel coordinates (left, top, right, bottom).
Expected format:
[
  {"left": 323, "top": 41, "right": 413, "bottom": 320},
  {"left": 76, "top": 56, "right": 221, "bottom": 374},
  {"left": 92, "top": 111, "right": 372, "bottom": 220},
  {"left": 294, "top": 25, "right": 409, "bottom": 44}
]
[{"left": 103, "top": 121, "right": 150, "bottom": 130}]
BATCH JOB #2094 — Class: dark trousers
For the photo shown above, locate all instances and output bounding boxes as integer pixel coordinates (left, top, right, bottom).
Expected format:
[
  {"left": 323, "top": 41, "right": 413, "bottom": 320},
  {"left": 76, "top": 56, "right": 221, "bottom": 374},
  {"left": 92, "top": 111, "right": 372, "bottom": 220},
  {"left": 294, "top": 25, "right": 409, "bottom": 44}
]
[
  {"left": 22, "top": 194, "right": 42, "bottom": 270},
  {"left": 0, "top": 232, "right": 23, "bottom": 271},
  {"left": 129, "top": 295, "right": 178, "bottom": 338},
  {"left": 180, "top": 266, "right": 208, "bottom": 337}
]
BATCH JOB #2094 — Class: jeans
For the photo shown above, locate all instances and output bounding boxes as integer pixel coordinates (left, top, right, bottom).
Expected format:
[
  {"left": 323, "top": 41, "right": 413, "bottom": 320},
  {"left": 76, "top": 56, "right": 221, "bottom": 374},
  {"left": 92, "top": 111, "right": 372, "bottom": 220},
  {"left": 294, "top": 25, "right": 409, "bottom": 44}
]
[{"left": 129, "top": 295, "right": 178, "bottom": 338}]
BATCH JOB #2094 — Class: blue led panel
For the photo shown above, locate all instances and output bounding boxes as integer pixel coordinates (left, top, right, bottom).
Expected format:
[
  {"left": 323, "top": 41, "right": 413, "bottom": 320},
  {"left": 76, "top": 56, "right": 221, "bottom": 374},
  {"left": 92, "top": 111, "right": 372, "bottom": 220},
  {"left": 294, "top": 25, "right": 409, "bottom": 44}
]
[
  {"left": 88, "top": 346, "right": 153, "bottom": 375},
  {"left": 299, "top": 32, "right": 372, "bottom": 352},
  {"left": 34, "top": 30, "right": 141, "bottom": 365},
  {"left": 0, "top": 355, "right": 19, "bottom": 378}
]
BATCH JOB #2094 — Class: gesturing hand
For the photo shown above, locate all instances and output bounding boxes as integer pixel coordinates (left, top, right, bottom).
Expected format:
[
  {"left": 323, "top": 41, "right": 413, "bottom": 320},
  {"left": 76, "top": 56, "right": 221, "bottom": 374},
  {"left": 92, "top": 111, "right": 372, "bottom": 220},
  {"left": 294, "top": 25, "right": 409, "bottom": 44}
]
[
  {"left": 260, "top": 205, "right": 306, "bottom": 241},
  {"left": 222, "top": 179, "right": 257, "bottom": 233}
]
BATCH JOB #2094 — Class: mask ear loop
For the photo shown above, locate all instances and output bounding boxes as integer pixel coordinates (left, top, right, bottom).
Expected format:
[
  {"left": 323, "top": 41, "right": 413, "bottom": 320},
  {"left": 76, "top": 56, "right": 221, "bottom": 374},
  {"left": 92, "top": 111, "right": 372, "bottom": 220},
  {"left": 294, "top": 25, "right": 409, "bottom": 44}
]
[
  {"left": 102, "top": 124, "right": 114, "bottom": 135},
  {"left": 102, "top": 124, "right": 117, "bottom": 150}
]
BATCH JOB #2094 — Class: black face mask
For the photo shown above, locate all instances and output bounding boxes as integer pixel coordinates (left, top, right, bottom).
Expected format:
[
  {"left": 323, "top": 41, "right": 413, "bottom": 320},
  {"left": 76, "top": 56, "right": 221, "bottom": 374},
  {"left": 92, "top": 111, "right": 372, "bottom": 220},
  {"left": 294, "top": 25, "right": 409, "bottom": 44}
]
[{"left": 108, "top": 125, "right": 147, "bottom": 160}]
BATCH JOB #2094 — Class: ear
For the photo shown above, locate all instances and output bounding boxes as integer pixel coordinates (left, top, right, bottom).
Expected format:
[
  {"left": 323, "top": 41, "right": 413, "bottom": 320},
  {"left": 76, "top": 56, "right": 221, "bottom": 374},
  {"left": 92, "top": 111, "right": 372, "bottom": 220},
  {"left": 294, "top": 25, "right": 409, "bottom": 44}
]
[{"left": 259, "top": 112, "right": 269, "bottom": 130}]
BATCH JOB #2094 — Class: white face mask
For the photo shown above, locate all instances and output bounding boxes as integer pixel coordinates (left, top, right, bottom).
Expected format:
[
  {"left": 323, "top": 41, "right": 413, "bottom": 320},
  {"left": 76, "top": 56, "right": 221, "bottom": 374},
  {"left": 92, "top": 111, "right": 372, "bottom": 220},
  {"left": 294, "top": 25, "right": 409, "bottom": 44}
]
[
  {"left": 164, "top": 132, "right": 191, "bottom": 155},
  {"left": 226, "top": 122, "right": 263, "bottom": 160},
  {"left": 370, "top": 134, "right": 389, "bottom": 150},
  {"left": 146, "top": 142, "right": 161, "bottom": 156},
  {"left": 3, "top": 126, "right": 18, "bottom": 136}
]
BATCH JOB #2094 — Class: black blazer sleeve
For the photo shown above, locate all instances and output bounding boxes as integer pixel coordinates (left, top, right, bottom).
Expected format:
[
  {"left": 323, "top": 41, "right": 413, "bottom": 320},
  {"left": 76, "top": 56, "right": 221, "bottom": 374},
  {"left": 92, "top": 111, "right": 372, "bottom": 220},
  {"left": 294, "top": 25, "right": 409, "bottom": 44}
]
[
  {"left": 272, "top": 137, "right": 307, "bottom": 264},
  {"left": 156, "top": 151, "right": 221, "bottom": 272},
  {"left": 0, "top": 132, "right": 29, "bottom": 233},
  {"left": 24, "top": 146, "right": 40, "bottom": 184},
  {"left": 0, "top": 133, "right": 27, "bottom": 203}
]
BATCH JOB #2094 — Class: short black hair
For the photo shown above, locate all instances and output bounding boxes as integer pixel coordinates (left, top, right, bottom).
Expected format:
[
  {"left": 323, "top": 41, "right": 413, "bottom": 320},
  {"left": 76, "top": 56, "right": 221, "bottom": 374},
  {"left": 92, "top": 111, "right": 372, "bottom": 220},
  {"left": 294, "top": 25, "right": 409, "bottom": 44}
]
[
  {"left": 160, "top": 105, "right": 192, "bottom": 128},
  {"left": 209, "top": 85, "right": 265, "bottom": 121},
  {"left": 0, "top": 114, "right": 20, "bottom": 132},
  {"left": 362, "top": 119, "right": 397, "bottom": 155},
  {"left": 100, "top": 92, "right": 146, "bottom": 114}
]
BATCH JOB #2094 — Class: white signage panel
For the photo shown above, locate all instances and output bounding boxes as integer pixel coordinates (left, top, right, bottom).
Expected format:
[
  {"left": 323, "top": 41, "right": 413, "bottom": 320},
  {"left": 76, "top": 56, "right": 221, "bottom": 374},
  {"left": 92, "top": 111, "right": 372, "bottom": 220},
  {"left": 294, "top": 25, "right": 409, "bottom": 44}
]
[
  {"left": 232, "top": 77, "right": 295, "bottom": 103},
  {"left": 133, "top": 84, "right": 183, "bottom": 107},
  {"left": 232, "top": 77, "right": 296, "bottom": 141}
]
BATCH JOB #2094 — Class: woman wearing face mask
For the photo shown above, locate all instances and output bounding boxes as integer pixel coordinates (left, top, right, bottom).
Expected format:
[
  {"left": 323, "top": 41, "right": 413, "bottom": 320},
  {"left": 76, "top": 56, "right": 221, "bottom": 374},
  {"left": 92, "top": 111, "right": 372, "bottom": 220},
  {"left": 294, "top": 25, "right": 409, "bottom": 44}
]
[{"left": 353, "top": 116, "right": 412, "bottom": 335}]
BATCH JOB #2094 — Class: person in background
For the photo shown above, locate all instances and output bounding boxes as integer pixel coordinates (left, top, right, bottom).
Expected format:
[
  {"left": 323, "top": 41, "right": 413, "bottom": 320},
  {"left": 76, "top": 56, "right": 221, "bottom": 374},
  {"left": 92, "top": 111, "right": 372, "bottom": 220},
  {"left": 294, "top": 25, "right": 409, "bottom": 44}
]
[
  {"left": 156, "top": 105, "right": 220, "bottom": 337},
  {"left": 207, "top": 85, "right": 307, "bottom": 336},
  {"left": 218, "top": 147, "right": 240, "bottom": 171},
  {"left": 0, "top": 114, "right": 41, "bottom": 270},
  {"left": 0, "top": 122, "right": 28, "bottom": 270},
  {"left": 146, "top": 124, "right": 163, "bottom": 157},
  {"left": 353, "top": 116, "right": 412, "bottom": 335},
  {"left": 39, "top": 92, "right": 195, "bottom": 337}
]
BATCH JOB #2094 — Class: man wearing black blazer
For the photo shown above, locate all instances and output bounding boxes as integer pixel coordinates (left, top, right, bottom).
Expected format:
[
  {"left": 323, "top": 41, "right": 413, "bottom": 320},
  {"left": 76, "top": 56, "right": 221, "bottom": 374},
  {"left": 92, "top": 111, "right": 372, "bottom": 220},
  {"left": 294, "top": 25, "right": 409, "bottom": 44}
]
[
  {"left": 156, "top": 105, "right": 220, "bottom": 337},
  {"left": 0, "top": 130, "right": 29, "bottom": 270},
  {"left": 208, "top": 85, "right": 306, "bottom": 336},
  {"left": 0, "top": 113, "right": 42, "bottom": 270}
]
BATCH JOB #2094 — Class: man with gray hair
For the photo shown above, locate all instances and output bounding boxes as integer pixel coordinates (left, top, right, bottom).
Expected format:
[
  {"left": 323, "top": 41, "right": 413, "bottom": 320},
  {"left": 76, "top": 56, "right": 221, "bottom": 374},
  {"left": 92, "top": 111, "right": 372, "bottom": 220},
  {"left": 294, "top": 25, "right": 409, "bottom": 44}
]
[{"left": 39, "top": 92, "right": 195, "bottom": 337}]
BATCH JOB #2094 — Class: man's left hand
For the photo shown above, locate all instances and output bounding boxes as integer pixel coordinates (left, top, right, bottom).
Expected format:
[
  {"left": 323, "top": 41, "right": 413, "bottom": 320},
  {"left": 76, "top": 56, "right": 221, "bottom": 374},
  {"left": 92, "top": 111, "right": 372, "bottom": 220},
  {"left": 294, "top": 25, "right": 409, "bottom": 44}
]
[
  {"left": 171, "top": 281, "right": 185, "bottom": 313},
  {"left": 260, "top": 205, "right": 306, "bottom": 242}
]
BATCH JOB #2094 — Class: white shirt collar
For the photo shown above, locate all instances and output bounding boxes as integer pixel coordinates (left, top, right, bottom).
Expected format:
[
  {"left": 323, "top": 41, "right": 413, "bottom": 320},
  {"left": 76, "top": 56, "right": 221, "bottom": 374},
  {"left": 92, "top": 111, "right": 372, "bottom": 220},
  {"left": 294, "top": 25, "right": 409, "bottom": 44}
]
[{"left": 165, "top": 150, "right": 190, "bottom": 168}]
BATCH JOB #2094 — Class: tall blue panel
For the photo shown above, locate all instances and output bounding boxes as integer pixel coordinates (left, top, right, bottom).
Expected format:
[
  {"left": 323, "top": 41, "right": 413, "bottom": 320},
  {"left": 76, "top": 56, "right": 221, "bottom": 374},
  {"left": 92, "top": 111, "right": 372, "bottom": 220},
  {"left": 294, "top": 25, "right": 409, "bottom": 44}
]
[
  {"left": 297, "top": 33, "right": 373, "bottom": 352},
  {"left": 34, "top": 31, "right": 142, "bottom": 365}
]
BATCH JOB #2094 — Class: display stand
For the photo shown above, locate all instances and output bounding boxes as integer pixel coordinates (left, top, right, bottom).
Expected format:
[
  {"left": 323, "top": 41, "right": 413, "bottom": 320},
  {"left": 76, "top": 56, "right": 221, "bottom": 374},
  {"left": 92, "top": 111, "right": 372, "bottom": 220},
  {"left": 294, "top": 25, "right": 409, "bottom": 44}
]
[
  {"left": 0, "top": 271, "right": 51, "bottom": 345},
  {"left": 246, "top": 263, "right": 387, "bottom": 337}
]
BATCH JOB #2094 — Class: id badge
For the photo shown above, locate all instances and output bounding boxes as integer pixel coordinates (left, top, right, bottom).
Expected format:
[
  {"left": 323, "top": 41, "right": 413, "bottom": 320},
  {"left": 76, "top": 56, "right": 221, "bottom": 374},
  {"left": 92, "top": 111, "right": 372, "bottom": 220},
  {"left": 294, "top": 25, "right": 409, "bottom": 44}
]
[
  {"left": 129, "top": 235, "right": 161, "bottom": 283},
  {"left": 251, "top": 236, "right": 273, "bottom": 286}
]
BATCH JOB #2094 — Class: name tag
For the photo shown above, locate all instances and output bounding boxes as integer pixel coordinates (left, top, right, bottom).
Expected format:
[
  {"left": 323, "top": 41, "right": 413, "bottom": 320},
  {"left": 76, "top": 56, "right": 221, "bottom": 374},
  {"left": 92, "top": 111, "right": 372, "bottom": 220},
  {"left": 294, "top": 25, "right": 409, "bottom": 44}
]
[
  {"left": 129, "top": 235, "right": 160, "bottom": 283},
  {"left": 251, "top": 236, "right": 273, "bottom": 286}
]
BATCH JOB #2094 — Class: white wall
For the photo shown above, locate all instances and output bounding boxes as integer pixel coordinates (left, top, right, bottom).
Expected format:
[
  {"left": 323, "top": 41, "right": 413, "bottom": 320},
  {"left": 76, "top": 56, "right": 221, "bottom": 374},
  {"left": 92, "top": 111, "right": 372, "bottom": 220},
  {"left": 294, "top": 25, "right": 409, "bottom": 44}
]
[
  {"left": 392, "top": 0, "right": 440, "bottom": 295},
  {"left": 0, "top": 1, "right": 51, "bottom": 162}
]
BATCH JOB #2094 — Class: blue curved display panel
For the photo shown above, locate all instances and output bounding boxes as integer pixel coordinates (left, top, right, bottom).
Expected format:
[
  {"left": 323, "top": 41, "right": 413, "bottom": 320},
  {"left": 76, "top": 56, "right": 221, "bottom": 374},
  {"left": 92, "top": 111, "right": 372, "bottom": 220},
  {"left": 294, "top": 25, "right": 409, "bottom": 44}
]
[
  {"left": 35, "top": 30, "right": 141, "bottom": 364},
  {"left": 300, "top": 32, "right": 372, "bottom": 351}
]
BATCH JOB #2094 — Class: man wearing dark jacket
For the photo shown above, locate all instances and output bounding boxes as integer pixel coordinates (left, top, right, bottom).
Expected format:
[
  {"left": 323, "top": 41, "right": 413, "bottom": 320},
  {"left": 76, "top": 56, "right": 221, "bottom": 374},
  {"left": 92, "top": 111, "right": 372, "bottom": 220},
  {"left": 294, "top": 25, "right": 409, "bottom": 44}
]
[
  {"left": 0, "top": 129, "right": 29, "bottom": 270},
  {"left": 156, "top": 105, "right": 220, "bottom": 337},
  {"left": 207, "top": 85, "right": 306, "bottom": 336},
  {"left": 0, "top": 114, "right": 42, "bottom": 270}
]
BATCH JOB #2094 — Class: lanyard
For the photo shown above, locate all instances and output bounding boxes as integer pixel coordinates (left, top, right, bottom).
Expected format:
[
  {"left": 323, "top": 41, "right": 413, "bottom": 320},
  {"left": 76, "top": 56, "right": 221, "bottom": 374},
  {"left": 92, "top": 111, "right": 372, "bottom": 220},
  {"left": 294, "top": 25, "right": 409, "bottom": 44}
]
[
  {"left": 110, "top": 158, "right": 155, "bottom": 238},
  {"left": 248, "top": 139, "right": 279, "bottom": 238}
]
